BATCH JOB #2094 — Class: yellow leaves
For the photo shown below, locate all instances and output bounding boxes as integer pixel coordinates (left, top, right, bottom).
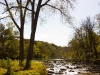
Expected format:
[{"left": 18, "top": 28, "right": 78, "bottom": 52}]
[
  {"left": 0, "top": 59, "right": 47, "bottom": 75},
  {"left": 0, "top": 67, "right": 7, "bottom": 75}
]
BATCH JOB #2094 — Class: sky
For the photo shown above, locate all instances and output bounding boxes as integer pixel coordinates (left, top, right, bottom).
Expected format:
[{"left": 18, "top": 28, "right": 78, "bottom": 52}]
[
  {"left": 33, "top": 0, "right": 100, "bottom": 46},
  {"left": 0, "top": 0, "right": 100, "bottom": 47}
]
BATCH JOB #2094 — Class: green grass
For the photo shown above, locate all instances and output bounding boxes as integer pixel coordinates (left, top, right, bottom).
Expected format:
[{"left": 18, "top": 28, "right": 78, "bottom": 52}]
[{"left": 0, "top": 59, "right": 47, "bottom": 75}]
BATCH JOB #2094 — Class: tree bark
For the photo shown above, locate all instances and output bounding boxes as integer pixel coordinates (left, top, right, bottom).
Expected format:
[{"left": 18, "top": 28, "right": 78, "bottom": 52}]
[
  {"left": 24, "top": 0, "right": 42, "bottom": 69},
  {"left": 19, "top": 27, "right": 24, "bottom": 65}
]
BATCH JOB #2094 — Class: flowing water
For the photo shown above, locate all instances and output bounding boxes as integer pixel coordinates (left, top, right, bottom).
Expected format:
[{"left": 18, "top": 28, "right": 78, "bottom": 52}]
[{"left": 44, "top": 59, "right": 100, "bottom": 75}]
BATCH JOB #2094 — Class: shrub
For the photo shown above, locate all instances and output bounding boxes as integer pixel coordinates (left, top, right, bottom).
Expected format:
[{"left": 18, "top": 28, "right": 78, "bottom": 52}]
[
  {"left": 0, "top": 59, "right": 47, "bottom": 75},
  {"left": 30, "top": 61, "right": 47, "bottom": 75}
]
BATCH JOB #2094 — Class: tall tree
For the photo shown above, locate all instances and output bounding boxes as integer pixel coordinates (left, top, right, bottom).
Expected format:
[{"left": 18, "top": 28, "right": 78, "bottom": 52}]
[
  {"left": 0, "top": 0, "right": 30, "bottom": 64},
  {"left": 69, "top": 17, "right": 99, "bottom": 62},
  {"left": 25, "top": 0, "right": 76, "bottom": 69},
  {"left": 82, "top": 17, "right": 98, "bottom": 59},
  {"left": 0, "top": 0, "right": 76, "bottom": 69}
]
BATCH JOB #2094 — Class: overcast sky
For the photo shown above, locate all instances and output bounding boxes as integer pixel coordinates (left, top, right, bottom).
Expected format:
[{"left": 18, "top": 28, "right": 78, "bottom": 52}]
[{"left": 0, "top": 0, "right": 100, "bottom": 46}]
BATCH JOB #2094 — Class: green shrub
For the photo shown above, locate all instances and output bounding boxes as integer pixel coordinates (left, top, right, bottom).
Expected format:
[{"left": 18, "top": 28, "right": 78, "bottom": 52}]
[
  {"left": 0, "top": 58, "right": 21, "bottom": 72},
  {"left": 0, "top": 59, "right": 8, "bottom": 68},
  {"left": 0, "top": 59, "right": 47, "bottom": 75},
  {"left": 30, "top": 61, "right": 47, "bottom": 75}
]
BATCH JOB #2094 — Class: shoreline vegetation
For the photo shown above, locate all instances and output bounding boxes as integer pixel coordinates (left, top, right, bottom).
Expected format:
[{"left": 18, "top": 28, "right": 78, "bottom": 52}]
[
  {"left": 0, "top": 58, "right": 100, "bottom": 75},
  {"left": 0, "top": 58, "right": 47, "bottom": 75},
  {"left": 0, "top": 40, "right": 100, "bottom": 75}
]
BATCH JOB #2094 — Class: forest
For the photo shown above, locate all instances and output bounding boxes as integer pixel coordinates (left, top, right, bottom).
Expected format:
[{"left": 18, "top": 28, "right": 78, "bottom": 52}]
[{"left": 0, "top": 22, "right": 68, "bottom": 60}]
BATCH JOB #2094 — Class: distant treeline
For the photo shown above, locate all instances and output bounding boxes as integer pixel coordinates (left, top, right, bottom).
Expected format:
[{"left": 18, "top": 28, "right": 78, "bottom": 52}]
[
  {"left": 0, "top": 38, "right": 70, "bottom": 60},
  {"left": 0, "top": 22, "right": 70, "bottom": 60}
]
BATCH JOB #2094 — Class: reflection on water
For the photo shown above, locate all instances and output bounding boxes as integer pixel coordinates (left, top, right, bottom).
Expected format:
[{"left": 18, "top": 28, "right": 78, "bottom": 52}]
[{"left": 45, "top": 59, "right": 100, "bottom": 75}]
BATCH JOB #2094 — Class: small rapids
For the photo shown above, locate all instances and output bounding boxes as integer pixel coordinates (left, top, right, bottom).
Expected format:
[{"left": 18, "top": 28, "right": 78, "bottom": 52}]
[{"left": 44, "top": 59, "right": 100, "bottom": 75}]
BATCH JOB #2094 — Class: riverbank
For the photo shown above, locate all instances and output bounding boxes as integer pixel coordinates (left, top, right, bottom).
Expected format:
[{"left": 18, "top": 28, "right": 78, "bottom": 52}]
[
  {"left": 85, "top": 63, "right": 100, "bottom": 73},
  {"left": 0, "top": 59, "right": 47, "bottom": 75},
  {"left": 72, "top": 60, "right": 100, "bottom": 73},
  {"left": 68, "top": 61, "right": 100, "bottom": 73}
]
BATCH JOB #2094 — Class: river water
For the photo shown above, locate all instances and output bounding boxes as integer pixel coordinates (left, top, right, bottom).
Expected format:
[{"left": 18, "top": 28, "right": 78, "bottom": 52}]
[{"left": 44, "top": 59, "right": 100, "bottom": 75}]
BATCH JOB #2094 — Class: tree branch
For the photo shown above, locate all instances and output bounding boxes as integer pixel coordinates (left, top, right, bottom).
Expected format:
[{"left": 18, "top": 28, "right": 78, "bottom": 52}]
[
  {"left": 4, "top": 0, "right": 20, "bottom": 31},
  {"left": 2, "top": 6, "right": 32, "bottom": 15},
  {"left": 0, "top": 15, "right": 10, "bottom": 20},
  {"left": 16, "top": 0, "right": 20, "bottom": 4},
  {"left": 40, "top": 0, "right": 50, "bottom": 7},
  {"left": 46, "top": 4, "right": 66, "bottom": 16},
  {"left": 0, "top": 2, "right": 6, "bottom": 6},
  {"left": 66, "top": 0, "right": 74, "bottom": 9},
  {"left": 23, "top": 0, "right": 30, "bottom": 19},
  {"left": 29, "top": 0, "right": 33, "bottom": 5}
]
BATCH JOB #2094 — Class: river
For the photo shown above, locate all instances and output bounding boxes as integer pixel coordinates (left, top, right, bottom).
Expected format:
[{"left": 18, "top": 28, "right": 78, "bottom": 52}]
[{"left": 44, "top": 59, "right": 100, "bottom": 75}]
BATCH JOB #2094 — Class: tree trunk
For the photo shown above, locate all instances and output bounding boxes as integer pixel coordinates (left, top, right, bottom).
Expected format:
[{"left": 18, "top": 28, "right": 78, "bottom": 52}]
[
  {"left": 24, "top": 0, "right": 42, "bottom": 69},
  {"left": 19, "top": 28, "right": 24, "bottom": 65},
  {"left": 24, "top": 32, "right": 34, "bottom": 69}
]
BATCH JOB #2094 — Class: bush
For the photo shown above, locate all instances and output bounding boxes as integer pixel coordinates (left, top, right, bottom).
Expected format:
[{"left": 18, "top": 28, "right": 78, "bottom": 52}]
[
  {"left": 30, "top": 61, "right": 47, "bottom": 75},
  {"left": 0, "top": 59, "right": 47, "bottom": 75}
]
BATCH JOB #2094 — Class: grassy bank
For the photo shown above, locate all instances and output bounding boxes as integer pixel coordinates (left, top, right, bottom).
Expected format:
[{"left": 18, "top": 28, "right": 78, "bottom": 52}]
[{"left": 0, "top": 59, "right": 47, "bottom": 75}]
